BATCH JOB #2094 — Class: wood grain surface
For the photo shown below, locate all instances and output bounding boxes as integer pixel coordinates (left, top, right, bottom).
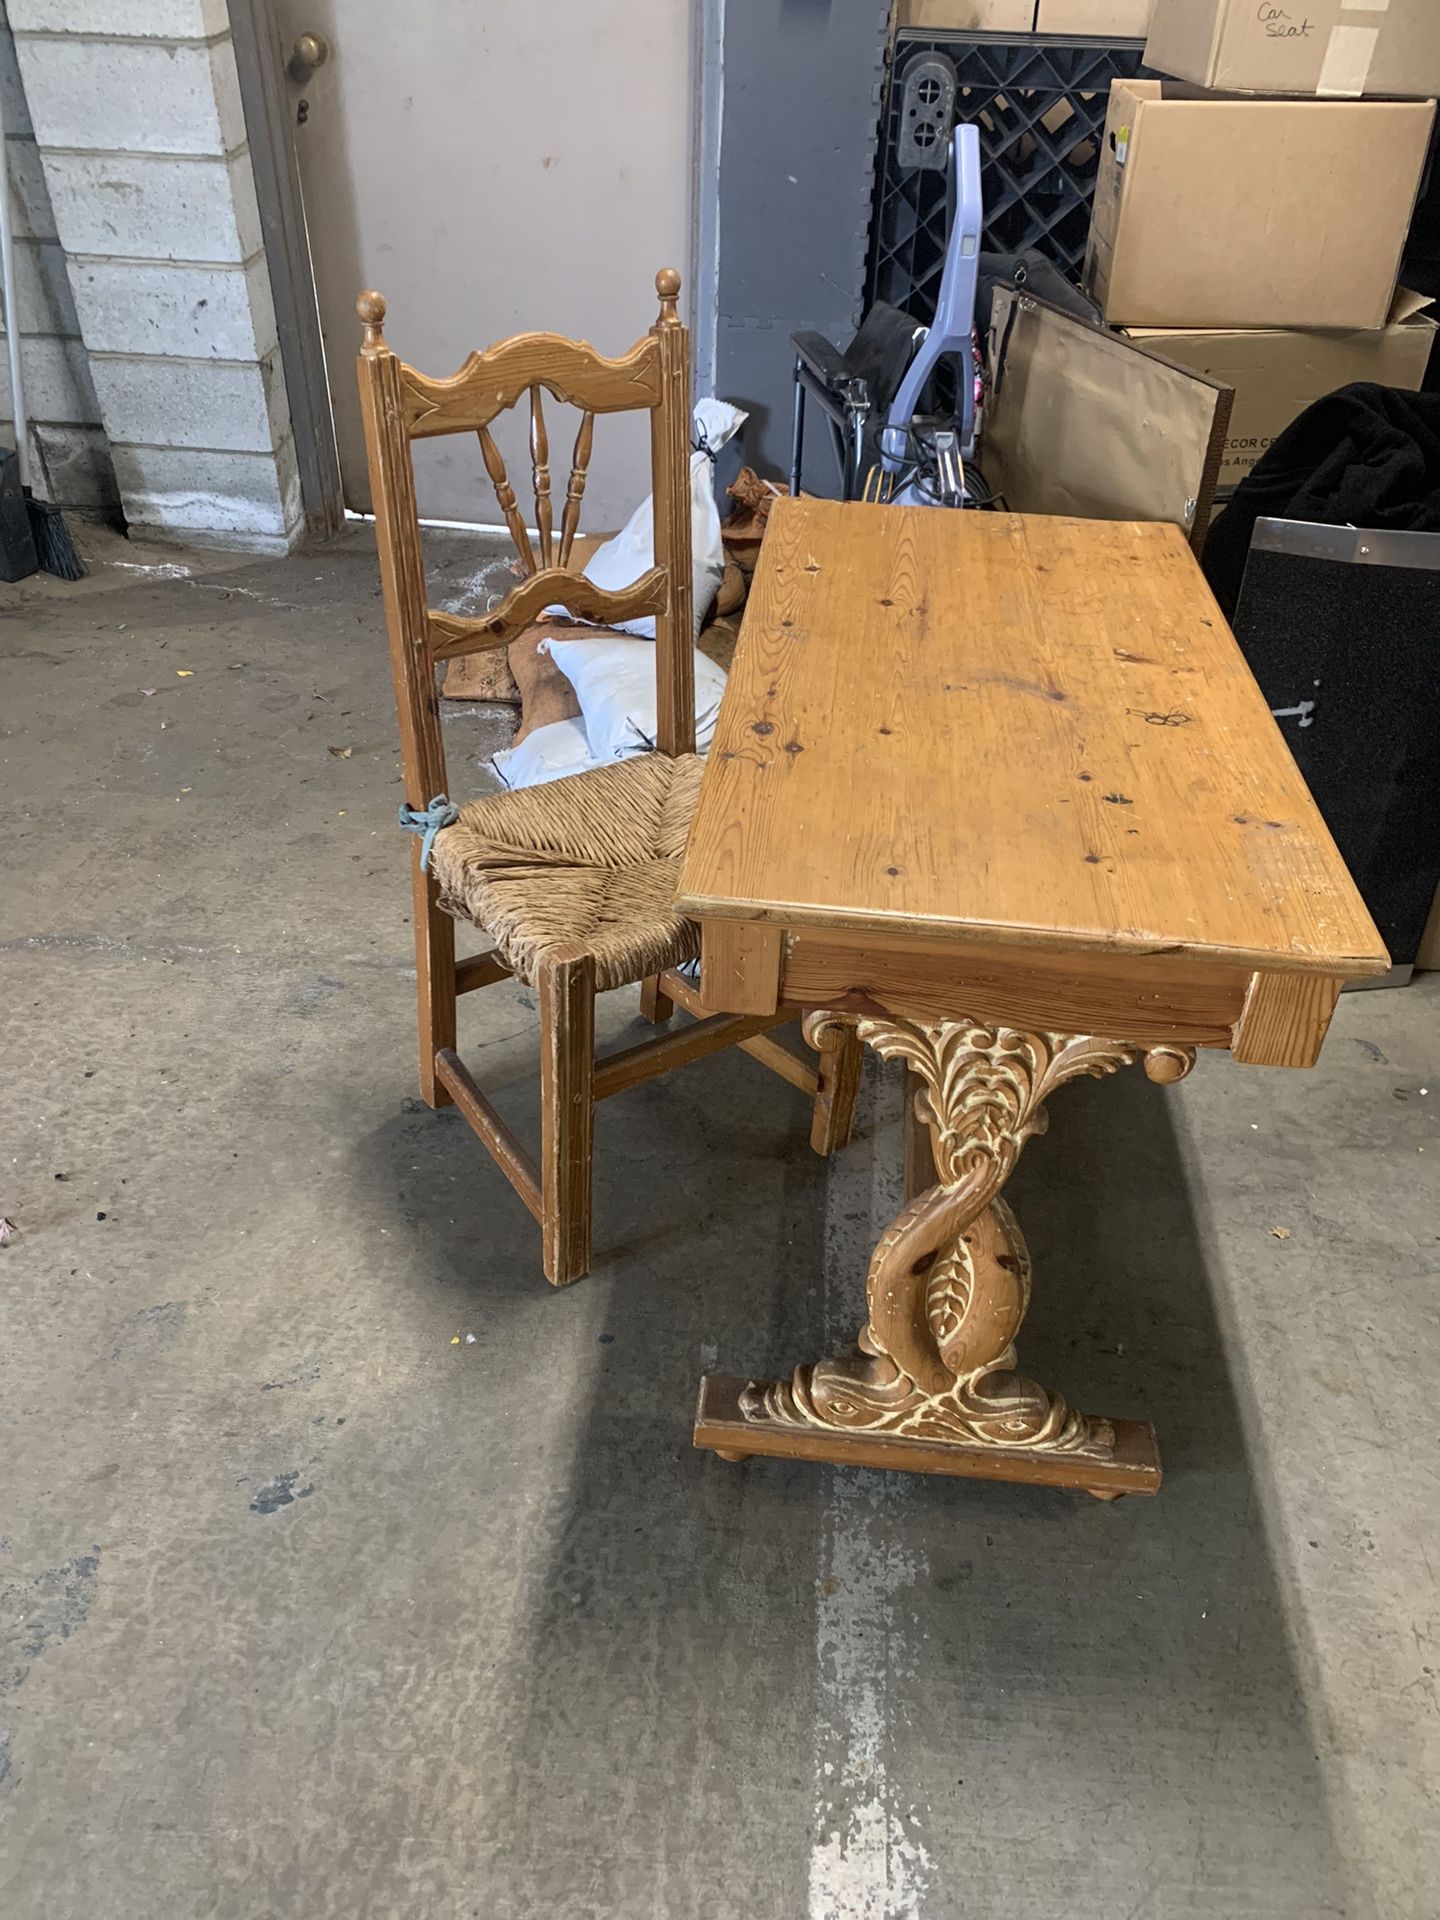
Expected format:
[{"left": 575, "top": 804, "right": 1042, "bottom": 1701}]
[
  {"left": 400, "top": 331, "right": 662, "bottom": 438},
  {"left": 678, "top": 501, "right": 1388, "bottom": 979}
]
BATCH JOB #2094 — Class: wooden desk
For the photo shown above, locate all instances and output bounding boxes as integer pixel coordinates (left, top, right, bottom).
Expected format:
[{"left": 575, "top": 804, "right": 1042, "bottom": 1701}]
[{"left": 677, "top": 501, "right": 1388, "bottom": 1498}]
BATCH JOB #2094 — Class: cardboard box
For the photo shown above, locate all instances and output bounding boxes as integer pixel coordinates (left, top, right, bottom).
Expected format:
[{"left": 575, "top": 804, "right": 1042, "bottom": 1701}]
[
  {"left": 1145, "top": 0, "right": 1440, "bottom": 99},
  {"left": 895, "top": 1, "right": 1035, "bottom": 29},
  {"left": 1084, "top": 82, "right": 1436, "bottom": 330},
  {"left": 896, "top": 1, "right": 1150, "bottom": 31},
  {"left": 1036, "top": 2, "right": 1150, "bottom": 35},
  {"left": 1122, "top": 292, "right": 1438, "bottom": 490}
]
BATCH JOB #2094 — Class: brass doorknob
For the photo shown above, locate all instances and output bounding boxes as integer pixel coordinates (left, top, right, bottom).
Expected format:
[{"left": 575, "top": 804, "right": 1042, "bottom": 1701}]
[{"left": 289, "top": 30, "right": 329, "bottom": 81}]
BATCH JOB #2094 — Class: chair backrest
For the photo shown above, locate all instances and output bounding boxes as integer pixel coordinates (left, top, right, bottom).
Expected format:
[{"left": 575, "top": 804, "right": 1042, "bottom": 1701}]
[{"left": 356, "top": 269, "right": 696, "bottom": 808}]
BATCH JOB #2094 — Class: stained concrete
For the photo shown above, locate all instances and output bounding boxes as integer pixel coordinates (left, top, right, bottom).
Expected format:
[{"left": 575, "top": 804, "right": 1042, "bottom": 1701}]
[{"left": 2, "top": 527, "right": 1437, "bottom": 1920}]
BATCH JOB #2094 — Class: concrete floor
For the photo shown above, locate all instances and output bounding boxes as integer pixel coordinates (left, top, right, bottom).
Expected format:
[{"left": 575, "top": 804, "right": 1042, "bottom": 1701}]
[{"left": 2, "top": 525, "right": 1437, "bottom": 1920}]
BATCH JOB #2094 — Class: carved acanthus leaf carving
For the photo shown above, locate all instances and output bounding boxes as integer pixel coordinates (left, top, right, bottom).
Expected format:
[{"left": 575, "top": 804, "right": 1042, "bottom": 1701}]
[
  {"left": 856, "top": 1018, "right": 1140, "bottom": 1190},
  {"left": 741, "top": 1016, "right": 1194, "bottom": 1459}
]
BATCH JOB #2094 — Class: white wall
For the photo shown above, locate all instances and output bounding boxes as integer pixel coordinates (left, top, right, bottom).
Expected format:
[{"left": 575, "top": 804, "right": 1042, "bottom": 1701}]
[{"left": 278, "top": 0, "right": 695, "bottom": 526}]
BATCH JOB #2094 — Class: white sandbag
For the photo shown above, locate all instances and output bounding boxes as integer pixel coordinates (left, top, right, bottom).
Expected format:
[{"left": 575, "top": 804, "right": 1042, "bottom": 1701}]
[
  {"left": 489, "top": 716, "right": 606, "bottom": 790},
  {"left": 542, "top": 632, "right": 728, "bottom": 762},
  {"left": 563, "top": 399, "right": 747, "bottom": 641}
]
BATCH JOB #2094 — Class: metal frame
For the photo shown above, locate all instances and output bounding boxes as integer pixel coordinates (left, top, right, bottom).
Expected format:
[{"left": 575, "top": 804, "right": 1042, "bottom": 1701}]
[
  {"left": 788, "top": 333, "right": 873, "bottom": 502},
  {"left": 228, "top": 0, "right": 344, "bottom": 543},
  {"left": 690, "top": 0, "right": 724, "bottom": 396},
  {"left": 1250, "top": 517, "right": 1440, "bottom": 572}
]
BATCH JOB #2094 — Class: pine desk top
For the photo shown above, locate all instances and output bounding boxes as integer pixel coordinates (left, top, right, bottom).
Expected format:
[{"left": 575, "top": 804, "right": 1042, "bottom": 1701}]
[{"left": 678, "top": 500, "right": 1387, "bottom": 984}]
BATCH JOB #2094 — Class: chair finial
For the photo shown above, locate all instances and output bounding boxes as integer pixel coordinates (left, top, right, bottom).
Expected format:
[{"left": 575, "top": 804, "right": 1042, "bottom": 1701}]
[
  {"left": 655, "top": 267, "right": 681, "bottom": 327},
  {"left": 357, "top": 289, "right": 388, "bottom": 352}
]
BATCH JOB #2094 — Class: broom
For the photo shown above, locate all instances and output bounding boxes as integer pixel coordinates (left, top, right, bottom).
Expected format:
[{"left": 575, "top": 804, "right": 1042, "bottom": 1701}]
[{"left": 0, "top": 81, "right": 83, "bottom": 581}]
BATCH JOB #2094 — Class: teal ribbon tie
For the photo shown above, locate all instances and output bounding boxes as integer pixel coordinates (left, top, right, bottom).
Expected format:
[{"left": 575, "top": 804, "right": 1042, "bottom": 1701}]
[{"left": 398, "top": 794, "right": 460, "bottom": 872}]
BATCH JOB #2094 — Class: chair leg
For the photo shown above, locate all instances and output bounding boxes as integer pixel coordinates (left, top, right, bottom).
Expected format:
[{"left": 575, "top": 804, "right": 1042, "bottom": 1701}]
[
  {"left": 640, "top": 973, "right": 675, "bottom": 1024},
  {"left": 539, "top": 944, "right": 596, "bottom": 1287},
  {"left": 413, "top": 854, "right": 456, "bottom": 1109},
  {"left": 809, "top": 1018, "right": 863, "bottom": 1156}
]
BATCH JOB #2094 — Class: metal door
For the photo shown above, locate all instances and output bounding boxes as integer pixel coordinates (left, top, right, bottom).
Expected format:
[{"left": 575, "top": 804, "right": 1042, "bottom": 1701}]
[{"left": 272, "top": 1, "right": 694, "bottom": 523}]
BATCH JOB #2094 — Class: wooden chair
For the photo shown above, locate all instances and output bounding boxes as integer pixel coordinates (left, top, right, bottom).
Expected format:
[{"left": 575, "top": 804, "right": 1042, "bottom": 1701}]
[{"left": 356, "top": 268, "right": 861, "bottom": 1286}]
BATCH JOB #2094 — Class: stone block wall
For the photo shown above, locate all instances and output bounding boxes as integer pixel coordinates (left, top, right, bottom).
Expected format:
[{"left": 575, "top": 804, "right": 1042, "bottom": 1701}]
[
  {"left": 0, "top": 2, "right": 117, "bottom": 513},
  {"left": 5, "top": 0, "right": 303, "bottom": 550}
]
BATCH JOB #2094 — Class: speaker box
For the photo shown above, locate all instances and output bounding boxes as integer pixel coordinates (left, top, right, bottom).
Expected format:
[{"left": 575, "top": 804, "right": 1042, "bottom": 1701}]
[{"left": 1232, "top": 518, "right": 1440, "bottom": 975}]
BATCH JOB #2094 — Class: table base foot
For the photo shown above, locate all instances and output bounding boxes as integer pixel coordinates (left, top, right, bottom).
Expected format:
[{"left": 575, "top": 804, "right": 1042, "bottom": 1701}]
[{"left": 694, "top": 1374, "right": 1161, "bottom": 1497}]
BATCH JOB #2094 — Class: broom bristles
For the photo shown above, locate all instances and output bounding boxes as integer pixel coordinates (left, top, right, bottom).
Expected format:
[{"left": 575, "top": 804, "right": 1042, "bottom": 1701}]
[{"left": 25, "top": 493, "right": 84, "bottom": 581}]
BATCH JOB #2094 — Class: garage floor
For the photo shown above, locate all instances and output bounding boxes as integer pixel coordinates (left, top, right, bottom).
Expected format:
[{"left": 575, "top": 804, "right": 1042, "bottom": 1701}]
[{"left": 3, "top": 527, "right": 1437, "bottom": 1920}]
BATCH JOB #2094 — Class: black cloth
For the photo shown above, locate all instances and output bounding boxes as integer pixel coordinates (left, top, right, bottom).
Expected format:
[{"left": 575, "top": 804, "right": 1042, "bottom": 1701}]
[
  {"left": 840, "top": 303, "right": 927, "bottom": 486},
  {"left": 1204, "top": 382, "right": 1440, "bottom": 619},
  {"left": 843, "top": 302, "right": 923, "bottom": 414}
]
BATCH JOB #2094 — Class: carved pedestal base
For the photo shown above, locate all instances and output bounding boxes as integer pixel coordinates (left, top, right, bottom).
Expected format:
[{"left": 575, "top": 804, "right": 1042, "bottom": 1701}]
[
  {"left": 693, "top": 1374, "right": 1161, "bottom": 1495},
  {"left": 693, "top": 1013, "right": 1194, "bottom": 1499}
]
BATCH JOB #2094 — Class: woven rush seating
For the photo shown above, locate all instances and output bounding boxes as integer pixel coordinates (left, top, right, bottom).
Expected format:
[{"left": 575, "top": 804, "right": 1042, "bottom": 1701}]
[{"left": 430, "top": 753, "right": 705, "bottom": 992}]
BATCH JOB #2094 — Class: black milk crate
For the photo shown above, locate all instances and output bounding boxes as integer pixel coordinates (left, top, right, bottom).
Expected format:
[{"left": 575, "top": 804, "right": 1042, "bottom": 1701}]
[{"left": 867, "top": 31, "right": 1147, "bottom": 326}]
